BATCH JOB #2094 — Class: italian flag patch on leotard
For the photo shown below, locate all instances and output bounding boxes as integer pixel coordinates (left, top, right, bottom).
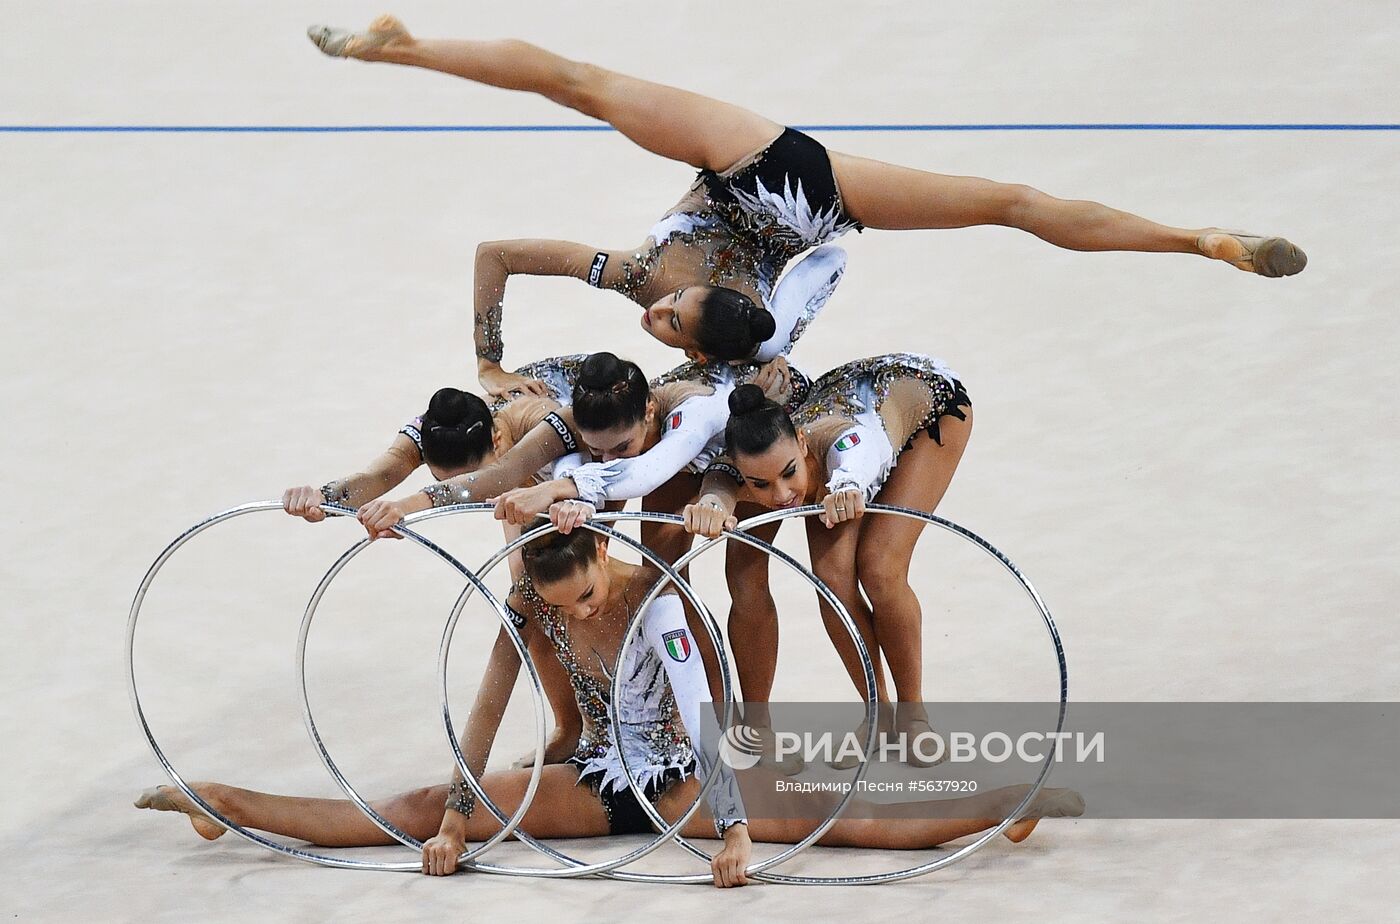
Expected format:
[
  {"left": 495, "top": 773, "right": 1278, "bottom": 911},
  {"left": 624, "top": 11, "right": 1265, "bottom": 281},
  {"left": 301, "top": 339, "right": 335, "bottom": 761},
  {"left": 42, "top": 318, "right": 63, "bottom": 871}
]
[
  {"left": 662, "top": 628, "right": 691, "bottom": 662},
  {"left": 667, "top": 411, "right": 683, "bottom": 431},
  {"left": 834, "top": 433, "right": 861, "bottom": 451}
]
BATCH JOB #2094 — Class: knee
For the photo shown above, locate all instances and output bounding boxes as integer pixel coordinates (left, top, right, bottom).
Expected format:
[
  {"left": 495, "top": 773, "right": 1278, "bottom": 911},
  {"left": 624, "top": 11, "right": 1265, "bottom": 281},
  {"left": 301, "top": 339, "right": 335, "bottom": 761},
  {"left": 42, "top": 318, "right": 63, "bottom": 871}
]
[
  {"left": 642, "top": 525, "right": 692, "bottom": 565},
  {"left": 997, "top": 183, "right": 1046, "bottom": 226},
  {"left": 403, "top": 785, "right": 447, "bottom": 814},
  {"left": 856, "top": 552, "right": 911, "bottom": 605},
  {"left": 727, "top": 555, "right": 773, "bottom": 598},
  {"left": 551, "top": 59, "right": 607, "bottom": 114},
  {"left": 728, "top": 585, "right": 775, "bottom": 627},
  {"left": 725, "top": 545, "right": 769, "bottom": 580},
  {"left": 726, "top": 564, "right": 773, "bottom": 603}
]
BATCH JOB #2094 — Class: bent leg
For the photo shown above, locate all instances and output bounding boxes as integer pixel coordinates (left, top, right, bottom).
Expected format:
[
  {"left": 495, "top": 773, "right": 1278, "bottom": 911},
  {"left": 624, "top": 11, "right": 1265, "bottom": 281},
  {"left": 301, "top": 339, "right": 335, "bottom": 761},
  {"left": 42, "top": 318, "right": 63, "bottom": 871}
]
[
  {"left": 725, "top": 511, "right": 782, "bottom": 717},
  {"left": 830, "top": 150, "right": 1204, "bottom": 254},
  {"left": 333, "top": 19, "right": 780, "bottom": 171},
  {"left": 856, "top": 409, "right": 973, "bottom": 705},
  {"left": 807, "top": 519, "right": 888, "bottom": 703},
  {"left": 524, "top": 626, "right": 584, "bottom": 763}
]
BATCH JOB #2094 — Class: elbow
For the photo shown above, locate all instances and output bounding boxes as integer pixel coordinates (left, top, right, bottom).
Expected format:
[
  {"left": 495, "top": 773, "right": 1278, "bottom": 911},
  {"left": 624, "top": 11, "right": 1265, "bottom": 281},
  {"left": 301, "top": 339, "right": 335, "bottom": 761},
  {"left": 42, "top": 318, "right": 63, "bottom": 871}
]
[{"left": 475, "top": 240, "right": 511, "bottom": 268}]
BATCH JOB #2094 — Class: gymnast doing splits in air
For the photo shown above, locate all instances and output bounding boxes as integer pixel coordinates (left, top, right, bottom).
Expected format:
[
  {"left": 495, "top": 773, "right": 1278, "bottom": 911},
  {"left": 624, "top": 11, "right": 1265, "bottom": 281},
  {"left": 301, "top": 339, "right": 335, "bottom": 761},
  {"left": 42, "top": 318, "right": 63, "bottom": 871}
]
[
  {"left": 307, "top": 16, "right": 1307, "bottom": 398},
  {"left": 135, "top": 528, "right": 1085, "bottom": 888},
  {"left": 682, "top": 355, "right": 973, "bottom": 767}
]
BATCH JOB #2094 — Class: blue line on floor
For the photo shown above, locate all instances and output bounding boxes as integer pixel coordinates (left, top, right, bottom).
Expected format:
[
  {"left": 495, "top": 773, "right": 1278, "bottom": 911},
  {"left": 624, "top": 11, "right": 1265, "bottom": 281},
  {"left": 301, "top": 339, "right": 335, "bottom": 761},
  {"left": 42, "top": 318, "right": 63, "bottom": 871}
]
[{"left": 2, "top": 123, "right": 1397, "bottom": 133}]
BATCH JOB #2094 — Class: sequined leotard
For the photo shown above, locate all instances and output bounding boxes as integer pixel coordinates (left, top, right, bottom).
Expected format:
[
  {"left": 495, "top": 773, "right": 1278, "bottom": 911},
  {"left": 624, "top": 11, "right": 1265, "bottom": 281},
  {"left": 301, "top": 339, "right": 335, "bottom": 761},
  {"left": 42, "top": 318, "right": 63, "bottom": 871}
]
[
  {"left": 508, "top": 567, "right": 746, "bottom": 836},
  {"left": 427, "top": 298, "right": 832, "bottom": 510},
  {"left": 792, "top": 353, "right": 973, "bottom": 501},
  {"left": 473, "top": 130, "right": 851, "bottom": 369},
  {"left": 557, "top": 355, "right": 817, "bottom": 507}
]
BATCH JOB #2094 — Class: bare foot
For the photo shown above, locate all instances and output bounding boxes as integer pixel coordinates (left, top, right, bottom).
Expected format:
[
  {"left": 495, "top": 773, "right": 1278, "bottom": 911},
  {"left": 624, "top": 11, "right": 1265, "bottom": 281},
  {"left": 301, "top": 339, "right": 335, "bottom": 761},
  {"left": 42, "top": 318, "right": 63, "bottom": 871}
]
[
  {"left": 752, "top": 725, "right": 805, "bottom": 776},
  {"left": 134, "top": 784, "right": 228, "bottom": 841},
  {"left": 1002, "top": 786, "right": 1085, "bottom": 843},
  {"left": 894, "top": 711, "right": 947, "bottom": 769},
  {"left": 306, "top": 15, "right": 412, "bottom": 60},
  {"left": 1197, "top": 230, "right": 1307, "bottom": 277}
]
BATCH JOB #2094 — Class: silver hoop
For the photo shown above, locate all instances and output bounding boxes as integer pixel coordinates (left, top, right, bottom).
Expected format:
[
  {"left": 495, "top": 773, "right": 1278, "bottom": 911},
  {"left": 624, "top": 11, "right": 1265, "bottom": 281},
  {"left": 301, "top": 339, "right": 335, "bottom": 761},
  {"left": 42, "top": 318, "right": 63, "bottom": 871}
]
[
  {"left": 128, "top": 501, "right": 535, "bottom": 871},
  {"left": 613, "top": 511, "right": 881, "bottom": 884},
  {"left": 131, "top": 502, "right": 1065, "bottom": 885},
  {"left": 710, "top": 503, "right": 1069, "bottom": 885},
  {"left": 296, "top": 503, "right": 548, "bottom": 870}
]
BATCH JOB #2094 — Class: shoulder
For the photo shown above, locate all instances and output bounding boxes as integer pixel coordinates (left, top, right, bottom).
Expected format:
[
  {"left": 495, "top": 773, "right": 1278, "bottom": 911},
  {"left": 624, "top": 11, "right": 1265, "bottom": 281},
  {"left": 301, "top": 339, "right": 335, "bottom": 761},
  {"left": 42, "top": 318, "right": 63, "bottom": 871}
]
[
  {"left": 802, "top": 417, "right": 854, "bottom": 460},
  {"left": 390, "top": 420, "right": 426, "bottom": 463},
  {"left": 510, "top": 574, "right": 554, "bottom": 622},
  {"left": 654, "top": 381, "right": 709, "bottom": 414},
  {"left": 502, "top": 396, "right": 559, "bottom": 440},
  {"left": 623, "top": 562, "right": 673, "bottom": 604},
  {"left": 594, "top": 242, "right": 662, "bottom": 302}
]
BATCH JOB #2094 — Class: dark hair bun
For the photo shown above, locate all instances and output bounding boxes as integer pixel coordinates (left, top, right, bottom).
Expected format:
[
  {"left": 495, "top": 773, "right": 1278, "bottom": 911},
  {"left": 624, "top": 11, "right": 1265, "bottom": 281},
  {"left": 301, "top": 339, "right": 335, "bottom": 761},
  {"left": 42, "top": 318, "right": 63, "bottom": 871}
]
[
  {"left": 745, "top": 305, "right": 777, "bottom": 343},
  {"left": 419, "top": 388, "right": 493, "bottom": 469},
  {"left": 425, "top": 388, "right": 473, "bottom": 427},
  {"left": 573, "top": 352, "right": 649, "bottom": 430},
  {"left": 728, "top": 383, "right": 768, "bottom": 416},
  {"left": 579, "top": 352, "right": 624, "bottom": 390}
]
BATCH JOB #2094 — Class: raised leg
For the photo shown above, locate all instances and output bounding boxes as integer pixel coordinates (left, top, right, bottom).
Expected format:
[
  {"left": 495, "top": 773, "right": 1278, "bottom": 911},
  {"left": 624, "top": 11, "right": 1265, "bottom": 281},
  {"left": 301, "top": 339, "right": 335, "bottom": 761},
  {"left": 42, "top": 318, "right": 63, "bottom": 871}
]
[
  {"left": 828, "top": 151, "right": 1306, "bottom": 274},
  {"left": 310, "top": 17, "right": 781, "bottom": 171}
]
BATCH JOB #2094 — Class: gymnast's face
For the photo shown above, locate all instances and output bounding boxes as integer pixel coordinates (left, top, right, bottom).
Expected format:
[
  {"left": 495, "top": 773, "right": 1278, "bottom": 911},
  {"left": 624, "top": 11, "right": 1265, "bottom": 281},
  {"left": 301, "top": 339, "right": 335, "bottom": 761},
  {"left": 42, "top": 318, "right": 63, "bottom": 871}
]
[
  {"left": 643, "top": 287, "right": 708, "bottom": 360},
  {"left": 734, "top": 431, "right": 812, "bottom": 510},
  {"left": 579, "top": 401, "right": 656, "bottom": 463},
  {"left": 532, "top": 542, "right": 611, "bottom": 620}
]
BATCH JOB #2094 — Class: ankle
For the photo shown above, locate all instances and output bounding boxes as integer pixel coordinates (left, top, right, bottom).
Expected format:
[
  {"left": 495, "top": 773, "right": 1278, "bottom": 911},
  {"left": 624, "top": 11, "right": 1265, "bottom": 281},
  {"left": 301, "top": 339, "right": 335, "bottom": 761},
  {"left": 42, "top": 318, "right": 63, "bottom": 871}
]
[
  {"left": 360, "top": 40, "right": 415, "bottom": 64},
  {"left": 197, "top": 783, "right": 237, "bottom": 822}
]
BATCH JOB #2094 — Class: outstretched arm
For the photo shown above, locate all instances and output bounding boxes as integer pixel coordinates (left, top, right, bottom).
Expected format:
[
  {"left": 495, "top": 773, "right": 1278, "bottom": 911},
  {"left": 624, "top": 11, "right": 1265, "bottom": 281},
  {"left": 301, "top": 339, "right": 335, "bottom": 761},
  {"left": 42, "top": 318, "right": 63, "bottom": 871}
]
[
  {"left": 474, "top": 239, "right": 648, "bottom": 396},
  {"left": 355, "top": 411, "right": 581, "bottom": 537},
  {"left": 424, "top": 597, "right": 531, "bottom": 873},
  {"left": 284, "top": 432, "right": 422, "bottom": 521},
  {"left": 642, "top": 592, "right": 750, "bottom": 884},
  {"left": 560, "top": 390, "right": 728, "bottom": 507}
]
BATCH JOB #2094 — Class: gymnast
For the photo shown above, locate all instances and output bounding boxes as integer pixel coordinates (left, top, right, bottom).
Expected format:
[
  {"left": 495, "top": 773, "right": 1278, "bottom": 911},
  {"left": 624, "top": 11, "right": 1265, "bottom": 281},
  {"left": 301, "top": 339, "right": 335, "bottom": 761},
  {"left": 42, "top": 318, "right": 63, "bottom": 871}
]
[
  {"left": 135, "top": 528, "right": 1084, "bottom": 888},
  {"left": 281, "top": 355, "right": 587, "bottom": 520},
  {"left": 307, "top": 16, "right": 1307, "bottom": 400},
  {"left": 682, "top": 356, "right": 973, "bottom": 768},
  {"left": 355, "top": 349, "right": 802, "bottom": 552}
]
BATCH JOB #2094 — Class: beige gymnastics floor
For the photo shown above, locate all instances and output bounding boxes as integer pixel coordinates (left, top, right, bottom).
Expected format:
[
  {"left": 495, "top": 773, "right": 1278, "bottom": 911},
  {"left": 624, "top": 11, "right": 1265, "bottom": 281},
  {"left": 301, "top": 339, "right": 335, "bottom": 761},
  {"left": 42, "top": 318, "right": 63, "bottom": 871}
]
[{"left": 3, "top": 1, "right": 1398, "bottom": 920}]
